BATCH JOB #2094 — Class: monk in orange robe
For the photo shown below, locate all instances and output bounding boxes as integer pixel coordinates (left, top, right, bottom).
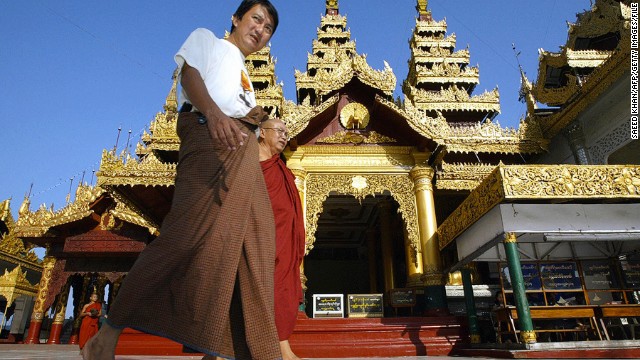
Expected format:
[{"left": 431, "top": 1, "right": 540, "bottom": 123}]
[
  {"left": 259, "top": 118, "right": 305, "bottom": 360},
  {"left": 78, "top": 293, "right": 102, "bottom": 350}
]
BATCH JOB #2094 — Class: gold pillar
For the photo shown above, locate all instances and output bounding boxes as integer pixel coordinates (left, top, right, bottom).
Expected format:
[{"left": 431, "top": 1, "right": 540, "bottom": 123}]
[
  {"left": 24, "top": 256, "right": 56, "bottom": 344},
  {"left": 290, "top": 166, "right": 308, "bottom": 292},
  {"left": 378, "top": 200, "right": 396, "bottom": 294},
  {"left": 409, "top": 166, "right": 443, "bottom": 286},
  {"left": 404, "top": 227, "right": 424, "bottom": 288}
]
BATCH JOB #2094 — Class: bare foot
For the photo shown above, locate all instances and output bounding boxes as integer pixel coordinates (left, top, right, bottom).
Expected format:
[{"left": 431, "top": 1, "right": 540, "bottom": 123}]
[
  {"left": 279, "top": 339, "right": 301, "bottom": 360},
  {"left": 81, "top": 324, "right": 121, "bottom": 360}
]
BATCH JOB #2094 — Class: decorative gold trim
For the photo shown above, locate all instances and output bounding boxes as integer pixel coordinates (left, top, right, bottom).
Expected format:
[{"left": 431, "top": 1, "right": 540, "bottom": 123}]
[
  {"left": 520, "top": 330, "right": 537, "bottom": 344},
  {"left": 0, "top": 265, "right": 39, "bottom": 307},
  {"left": 305, "top": 173, "right": 420, "bottom": 253},
  {"left": 438, "top": 165, "right": 640, "bottom": 250},
  {"left": 376, "top": 96, "right": 548, "bottom": 154},
  {"left": 339, "top": 102, "right": 370, "bottom": 129},
  {"left": 14, "top": 183, "right": 158, "bottom": 238},
  {"left": 504, "top": 232, "right": 517, "bottom": 244},
  {"left": 282, "top": 94, "right": 340, "bottom": 139},
  {"left": 316, "top": 131, "right": 397, "bottom": 144}
]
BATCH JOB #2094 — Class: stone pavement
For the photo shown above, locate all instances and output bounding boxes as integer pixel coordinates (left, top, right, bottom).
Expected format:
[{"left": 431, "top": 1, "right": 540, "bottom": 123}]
[
  {"left": 0, "top": 344, "right": 622, "bottom": 360},
  {"left": 0, "top": 345, "right": 438, "bottom": 360}
]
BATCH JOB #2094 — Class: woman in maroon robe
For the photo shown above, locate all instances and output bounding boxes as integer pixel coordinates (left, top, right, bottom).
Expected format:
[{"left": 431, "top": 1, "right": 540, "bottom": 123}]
[{"left": 259, "top": 118, "right": 305, "bottom": 360}]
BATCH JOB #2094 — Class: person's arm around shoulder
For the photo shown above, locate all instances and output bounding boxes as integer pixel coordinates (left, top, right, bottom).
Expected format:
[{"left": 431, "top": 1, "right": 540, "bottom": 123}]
[{"left": 180, "top": 64, "right": 248, "bottom": 151}]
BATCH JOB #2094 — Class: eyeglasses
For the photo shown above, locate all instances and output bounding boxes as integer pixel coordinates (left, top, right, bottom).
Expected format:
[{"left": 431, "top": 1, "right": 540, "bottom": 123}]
[{"left": 262, "top": 127, "right": 289, "bottom": 138}]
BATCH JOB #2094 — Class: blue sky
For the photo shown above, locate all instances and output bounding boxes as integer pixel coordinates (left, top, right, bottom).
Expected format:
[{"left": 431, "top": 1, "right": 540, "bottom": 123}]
[{"left": 0, "top": 0, "right": 592, "bottom": 214}]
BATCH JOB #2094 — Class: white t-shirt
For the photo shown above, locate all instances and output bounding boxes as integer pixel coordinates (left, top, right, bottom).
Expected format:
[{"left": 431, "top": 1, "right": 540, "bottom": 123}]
[{"left": 174, "top": 28, "right": 256, "bottom": 118}]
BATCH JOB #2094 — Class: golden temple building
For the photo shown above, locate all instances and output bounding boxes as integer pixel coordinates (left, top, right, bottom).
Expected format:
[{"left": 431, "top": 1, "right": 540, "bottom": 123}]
[
  {"left": 0, "top": 199, "right": 42, "bottom": 343},
  {"left": 10, "top": 0, "right": 639, "bottom": 357}
]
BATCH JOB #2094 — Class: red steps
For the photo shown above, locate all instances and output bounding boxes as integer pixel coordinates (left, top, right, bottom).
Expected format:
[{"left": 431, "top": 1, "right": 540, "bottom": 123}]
[{"left": 115, "top": 316, "right": 466, "bottom": 357}]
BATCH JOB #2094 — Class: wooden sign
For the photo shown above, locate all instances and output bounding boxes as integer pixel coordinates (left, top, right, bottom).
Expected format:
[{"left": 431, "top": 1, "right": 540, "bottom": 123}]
[
  {"left": 312, "top": 294, "right": 344, "bottom": 318},
  {"left": 389, "top": 288, "right": 416, "bottom": 307},
  {"left": 347, "top": 294, "right": 383, "bottom": 318}
]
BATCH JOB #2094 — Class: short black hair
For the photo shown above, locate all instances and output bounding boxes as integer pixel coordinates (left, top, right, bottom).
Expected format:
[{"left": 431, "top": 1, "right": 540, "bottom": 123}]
[{"left": 230, "top": 0, "right": 279, "bottom": 35}]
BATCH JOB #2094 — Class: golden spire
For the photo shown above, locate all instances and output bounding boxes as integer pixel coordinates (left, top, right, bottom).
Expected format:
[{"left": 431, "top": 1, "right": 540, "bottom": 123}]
[
  {"left": 416, "top": 0, "right": 430, "bottom": 19},
  {"left": 163, "top": 68, "right": 179, "bottom": 113}
]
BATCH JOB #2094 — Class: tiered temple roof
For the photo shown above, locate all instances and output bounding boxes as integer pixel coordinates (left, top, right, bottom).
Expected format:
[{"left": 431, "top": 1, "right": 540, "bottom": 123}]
[
  {"left": 528, "top": 0, "right": 631, "bottom": 138},
  {"left": 533, "top": 0, "right": 630, "bottom": 108},
  {"left": 402, "top": 0, "right": 500, "bottom": 124},
  {"left": 0, "top": 198, "right": 42, "bottom": 304},
  {"left": 294, "top": 1, "right": 396, "bottom": 106}
]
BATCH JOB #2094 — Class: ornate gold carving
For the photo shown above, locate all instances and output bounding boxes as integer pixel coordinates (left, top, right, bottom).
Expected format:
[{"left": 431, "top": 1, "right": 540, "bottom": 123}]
[
  {"left": 97, "top": 150, "right": 177, "bottom": 188},
  {"left": 504, "top": 232, "right": 517, "bottom": 243},
  {"left": 540, "top": 42, "right": 630, "bottom": 138},
  {"left": 326, "top": 0, "right": 339, "bottom": 11},
  {"left": 340, "top": 102, "right": 370, "bottom": 129},
  {"left": 296, "top": 54, "right": 396, "bottom": 96},
  {"left": 436, "top": 162, "right": 496, "bottom": 191},
  {"left": 520, "top": 330, "right": 537, "bottom": 344},
  {"left": 14, "top": 184, "right": 158, "bottom": 238},
  {"left": 534, "top": 0, "right": 629, "bottom": 114},
  {"left": 316, "top": 131, "right": 397, "bottom": 144},
  {"left": 305, "top": 174, "right": 420, "bottom": 253},
  {"left": 412, "top": 33, "right": 457, "bottom": 50},
  {"left": 281, "top": 95, "right": 340, "bottom": 138},
  {"left": 32, "top": 256, "right": 56, "bottom": 317},
  {"left": 52, "top": 282, "right": 70, "bottom": 324},
  {"left": 422, "top": 265, "right": 445, "bottom": 286},
  {"left": 376, "top": 95, "right": 548, "bottom": 154},
  {"left": 567, "top": 0, "right": 630, "bottom": 46},
  {"left": 406, "top": 85, "right": 501, "bottom": 113},
  {"left": 438, "top": 165, "right": 640, "bottom": 250},
  {"left": 0, "top": 265, "right": 39, "bottom": 307},
  {"left": 0, "top": 232, "right": 40, "bottom": 264}
]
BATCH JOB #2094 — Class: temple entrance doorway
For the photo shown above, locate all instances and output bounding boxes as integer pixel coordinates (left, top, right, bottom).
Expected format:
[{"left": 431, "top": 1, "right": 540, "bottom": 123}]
[{"left": 304, "top": 193, "right": 408, "bottom": 317}]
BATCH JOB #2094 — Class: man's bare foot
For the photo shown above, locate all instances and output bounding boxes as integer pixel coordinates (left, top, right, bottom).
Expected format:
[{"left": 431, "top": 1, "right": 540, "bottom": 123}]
[
  {"left": 80, "top": 323, "right": 121, "bottom": 360},
  {"left": 279, "top": 339, "right": 301, "bottom": 360}
]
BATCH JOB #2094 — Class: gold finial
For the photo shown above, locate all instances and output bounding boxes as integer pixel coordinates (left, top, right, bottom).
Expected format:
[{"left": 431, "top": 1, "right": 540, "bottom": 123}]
[
  {"left": 164, "top": 67, "right": 179, "bottom": 113},
  {"left": 326, "top": 0, "right": 338, "bottom": 15},
  {"left": 18, "top": 194, "right": 31, "bottom": 217},
  {"left": 416, "top": 0, "right": 428, "bottom": 15}
]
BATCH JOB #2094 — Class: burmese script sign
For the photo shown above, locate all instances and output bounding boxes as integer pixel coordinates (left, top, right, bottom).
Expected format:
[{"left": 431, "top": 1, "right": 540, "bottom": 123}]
[
  {"left": 581, "top": 260, "right": 617, "bottom": 290},
  {"left": 347, "top": 294, "right": 383, "bottom": 318},
  {"left": 621, "top": 260, "right": 640, "bottom": 289},
  {"left": 312, "top": 294, "right": 344, "bottom": 318},
  {"left": 501, "top": 263, "right": 541, "bottom": 291},
  {"left": 389, "top": 288, "right": 416, "bottom": 307},
  {"left": 540, "top": 262, "right": 581, "bottom": 290}
]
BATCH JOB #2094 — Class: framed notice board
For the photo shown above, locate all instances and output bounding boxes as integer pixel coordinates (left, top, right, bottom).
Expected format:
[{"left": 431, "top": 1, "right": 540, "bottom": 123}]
[
  {"left": 347, "top": 294, "right": 384, "bottom": 318},
  {"left": 312, "top": 294, "right": 344, "bottom": 318},
  {"left": 389, "top": 288, "right": 416, "bottom": 307}
]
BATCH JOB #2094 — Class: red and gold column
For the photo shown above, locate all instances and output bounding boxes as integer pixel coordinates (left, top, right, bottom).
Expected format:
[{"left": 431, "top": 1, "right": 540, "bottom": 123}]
[
  {"left": 47, "top": 282, "right": 70, "bottom": 344},
  {"left": 24, "top": 256, "right": 56, "bottom": 344},
  {"left": 69, "top": 274, "right": 91, "bottom": 345}
]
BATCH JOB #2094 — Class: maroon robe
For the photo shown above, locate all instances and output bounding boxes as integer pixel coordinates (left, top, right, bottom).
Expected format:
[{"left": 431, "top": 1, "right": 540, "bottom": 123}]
[{"left": 261, "top": 154, "right": 305, "bottom": 341}]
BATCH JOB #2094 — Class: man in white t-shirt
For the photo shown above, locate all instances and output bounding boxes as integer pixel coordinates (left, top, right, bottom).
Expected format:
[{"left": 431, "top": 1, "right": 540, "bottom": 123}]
[{"left": 82, "top": 2, "right": 283, "bottom": 360}]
